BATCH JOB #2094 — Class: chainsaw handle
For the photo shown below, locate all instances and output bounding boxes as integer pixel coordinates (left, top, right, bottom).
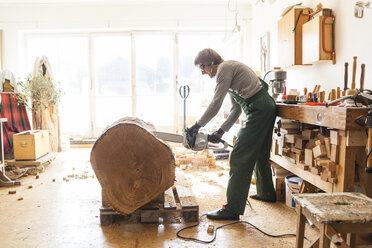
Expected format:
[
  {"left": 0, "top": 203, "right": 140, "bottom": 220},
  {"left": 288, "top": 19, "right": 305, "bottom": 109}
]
[{"left": 207, "top": 135, "right": 233, "bottom": 148}]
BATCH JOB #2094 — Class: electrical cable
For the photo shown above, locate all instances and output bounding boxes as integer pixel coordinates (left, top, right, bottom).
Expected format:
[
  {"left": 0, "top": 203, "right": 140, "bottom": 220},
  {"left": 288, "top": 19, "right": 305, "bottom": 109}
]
[
  {"left": 176, "top": 214, "right": 311, "bottom": 244},
  {"left": 246, "top": 198, "right": 253, "bottom": 210},
  {"left": 292, "top": 9, "right": 304, "bottom": 32}
]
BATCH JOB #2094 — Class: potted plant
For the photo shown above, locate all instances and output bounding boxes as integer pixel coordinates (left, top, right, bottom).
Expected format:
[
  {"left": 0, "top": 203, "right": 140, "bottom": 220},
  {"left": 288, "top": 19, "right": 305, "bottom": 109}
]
[{"left": 17, "top": 74, "right": 63, "bottom": 152}]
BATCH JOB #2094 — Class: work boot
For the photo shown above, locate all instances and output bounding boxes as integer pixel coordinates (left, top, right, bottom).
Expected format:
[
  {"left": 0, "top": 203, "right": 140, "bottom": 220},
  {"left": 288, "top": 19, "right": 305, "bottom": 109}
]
[
  {"left": 249, "top": 194, "right": 276, "bottom": 203},
  {"left": 206, "top": 208, "right": 239, "bottom": 221}
]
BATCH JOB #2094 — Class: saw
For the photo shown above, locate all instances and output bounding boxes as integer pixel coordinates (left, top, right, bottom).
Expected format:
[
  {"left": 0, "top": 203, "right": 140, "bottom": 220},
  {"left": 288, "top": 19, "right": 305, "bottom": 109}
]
[{"left": 154, "top": 85, "right": 232, "bottom": 151}]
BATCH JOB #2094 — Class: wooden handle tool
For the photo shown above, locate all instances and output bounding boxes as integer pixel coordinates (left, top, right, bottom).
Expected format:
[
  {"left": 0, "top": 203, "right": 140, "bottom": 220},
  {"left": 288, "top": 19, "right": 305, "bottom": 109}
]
[
  {"left": 344, "top": 62, "right": 348, "bottom": 90},
  {"left": 360, "top": 64, "right": 365, "bottom": 92},
  {"left": 351, "top": 56, "right": 357, "bottom": 90}
]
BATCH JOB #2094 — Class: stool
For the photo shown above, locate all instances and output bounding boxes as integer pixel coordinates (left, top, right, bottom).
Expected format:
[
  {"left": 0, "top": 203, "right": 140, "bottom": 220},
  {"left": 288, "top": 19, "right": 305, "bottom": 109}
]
[{"left": 294, "top": 192, "right": 372, "bottom": 248}]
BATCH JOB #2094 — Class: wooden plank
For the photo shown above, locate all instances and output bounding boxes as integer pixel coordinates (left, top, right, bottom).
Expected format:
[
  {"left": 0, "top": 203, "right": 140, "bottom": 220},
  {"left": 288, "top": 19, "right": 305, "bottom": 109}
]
[
  {"left": 164, "top": 187, "right": 176, "bottom": 210},
  {"left": 330, "top": 130, "right": 339, "bottom": 145},
  {"left": 324, "top": 137, "right": 331, "bottom": 158},
  {"left": 280, "top": 128, "right": 301, "bottom": 134},
  {"left": 346, "top": 130, "right": 367, "bottom": 146},
  {"left": 6, "top": 152, "right": 57, "bottom": 168},
  {"left": 330, "top": 144, "right": 339, "bottom": 163},
  {"left": 336, "top": 136, "right": 356, "bottom": 192},
  {"left": 295, "top": 206, "right": 306, "bottom": 248},
  {"left": 271, "top": 154, "right": 333, "bottom": 192},
  {"left": 302, "top": 129, "right": 314, "bottom": 140},
  {"left": 305, "top": 139, "right": 316, "bottom": 149},
  {"left": 276, "top": 104, "right": 368, "bottom": 130},
  {"left": 285, "top": 134, "right": 300, "bottom": 144},
  {"left": 297, "top": 163, "right": 309, "bottom": 171},
  {"left": 304, "top": 149, "right": 314, "bottom": 166},
  {"left": 331, "top": 223, "right": 372, "bottom": 234},
  {"left": 295, "top": 138, "right": 306, "bottom": 149},
  {"left": 141, "top": 210, "right": 159, "bottom": 223},
  {"left": 70, "top": 143, "right": 94, "bottom": 148},
  {"left": 313, "top": 144, "right": 326, "bottom": 158},
  {"left": 176, "top": 185, "right": 198, "bottom": 209}
]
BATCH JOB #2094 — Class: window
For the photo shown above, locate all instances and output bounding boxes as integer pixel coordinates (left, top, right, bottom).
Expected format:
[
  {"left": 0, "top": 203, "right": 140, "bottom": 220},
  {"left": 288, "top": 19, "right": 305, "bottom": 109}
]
[
  {"left": 24, "top": 31, "right": 244, "bottom": 138},
  {"left": 135, "top": 34, "right": 174, "bottom": 129},
  {"left": 93, "top": 35, "right": 132, "bottom": 134},
  {"left": 26, "top": 36, "right": 90, "bottom": 137}
]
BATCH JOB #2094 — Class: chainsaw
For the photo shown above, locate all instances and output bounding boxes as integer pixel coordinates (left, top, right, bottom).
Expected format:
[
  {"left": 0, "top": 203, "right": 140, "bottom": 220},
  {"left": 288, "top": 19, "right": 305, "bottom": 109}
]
[
  {"left": 153, "top": 85, "right": 232, "bottom": 151},
  {"left": 154, "top": 129, "right": 231, "bottom": 151}
]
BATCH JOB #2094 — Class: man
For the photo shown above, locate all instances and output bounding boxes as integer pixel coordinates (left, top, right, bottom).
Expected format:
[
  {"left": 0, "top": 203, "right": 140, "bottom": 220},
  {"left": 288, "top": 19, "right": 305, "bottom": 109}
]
[{"left": 187, "top": 48, "right": 277, "bottom": 220}]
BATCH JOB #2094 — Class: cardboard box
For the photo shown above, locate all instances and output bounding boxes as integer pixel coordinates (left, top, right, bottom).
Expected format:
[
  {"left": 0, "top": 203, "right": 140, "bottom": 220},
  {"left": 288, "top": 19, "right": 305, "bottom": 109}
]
[{"left": 13, "top": 130, "right": 50, "bottom": 160}]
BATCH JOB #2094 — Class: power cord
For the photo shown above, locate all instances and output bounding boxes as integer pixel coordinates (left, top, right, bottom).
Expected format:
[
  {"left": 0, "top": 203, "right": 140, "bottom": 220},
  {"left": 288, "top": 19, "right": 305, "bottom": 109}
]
[{"left": 176, "top": 214, "right": 311, "bottom": 244}]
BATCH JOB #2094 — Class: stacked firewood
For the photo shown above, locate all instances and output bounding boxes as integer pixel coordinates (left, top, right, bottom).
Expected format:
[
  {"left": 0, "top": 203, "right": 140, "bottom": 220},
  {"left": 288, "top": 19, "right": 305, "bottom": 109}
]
[{"left": 272, "top": 119, "right": 342, "bottom": 184}]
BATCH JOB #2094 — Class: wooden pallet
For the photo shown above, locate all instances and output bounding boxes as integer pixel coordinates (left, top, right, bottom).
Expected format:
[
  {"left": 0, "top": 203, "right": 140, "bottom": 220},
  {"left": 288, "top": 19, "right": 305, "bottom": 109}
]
[
  {"left": 6, "top": 152, "right": 57, "bottom": 168},
  {"left": 100, "top": 185, "right": 199, "bottom": 226}
]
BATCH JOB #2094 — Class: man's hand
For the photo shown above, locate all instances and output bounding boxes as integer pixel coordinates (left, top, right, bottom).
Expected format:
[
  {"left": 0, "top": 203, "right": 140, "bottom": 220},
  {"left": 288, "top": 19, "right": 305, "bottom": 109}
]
[
  {"left": 186, "top": 122, "right": 201, "bottom": 136},
  {"left": 208, "top": 128, "right": 225, "bottom": 143}
]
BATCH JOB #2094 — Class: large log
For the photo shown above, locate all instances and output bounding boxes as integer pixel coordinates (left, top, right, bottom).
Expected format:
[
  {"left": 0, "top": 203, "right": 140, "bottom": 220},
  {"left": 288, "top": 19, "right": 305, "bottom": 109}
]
[{"left": 90, "top": 117, "right": 175, "bottom": 214}]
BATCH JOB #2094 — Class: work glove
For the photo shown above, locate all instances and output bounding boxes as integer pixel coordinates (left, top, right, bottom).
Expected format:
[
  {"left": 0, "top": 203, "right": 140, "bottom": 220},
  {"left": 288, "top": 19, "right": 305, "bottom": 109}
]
[
  {"left": 208, "top": 128, "right": 225, "bottom": 143},
  {"left": 186, "top": 122, "right": 201, "bottom": 136}
]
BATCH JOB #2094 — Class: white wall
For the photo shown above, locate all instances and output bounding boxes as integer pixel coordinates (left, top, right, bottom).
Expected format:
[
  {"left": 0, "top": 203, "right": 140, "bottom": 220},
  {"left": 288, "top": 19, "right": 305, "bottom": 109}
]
[
  {"left": 3, "top": 1, "right": 371, "bottom": 94},
  {"left": 250, "top": 0, "right": 372, "bottom": 93},
  {"left": 0, "top": 2, "right": 251, "bottom": 76}
]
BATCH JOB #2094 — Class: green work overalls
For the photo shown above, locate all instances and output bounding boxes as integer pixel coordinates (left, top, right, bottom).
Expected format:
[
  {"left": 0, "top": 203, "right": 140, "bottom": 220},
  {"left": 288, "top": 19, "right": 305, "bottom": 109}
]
[{"left": 224, "top": 79, "right": 277, "bottom": 215}]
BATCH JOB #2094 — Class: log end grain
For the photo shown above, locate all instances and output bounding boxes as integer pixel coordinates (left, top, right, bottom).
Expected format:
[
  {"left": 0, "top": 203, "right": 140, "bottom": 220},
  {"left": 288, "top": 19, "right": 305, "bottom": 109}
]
[{"left": 91, "top": 117, "right": 175, "bottom": 215}]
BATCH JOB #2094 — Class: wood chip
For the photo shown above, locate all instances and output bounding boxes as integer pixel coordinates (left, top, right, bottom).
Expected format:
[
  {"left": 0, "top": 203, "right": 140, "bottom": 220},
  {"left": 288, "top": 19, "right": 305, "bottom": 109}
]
[
  {"left": 8, "top": 190, "right": 16, "bottom": 194},
  {"left": 18, "top": 197, "right": 23, "bottom": 201},
  {"left": 207, "top": 225, "right": 214, "bottom": 234}
]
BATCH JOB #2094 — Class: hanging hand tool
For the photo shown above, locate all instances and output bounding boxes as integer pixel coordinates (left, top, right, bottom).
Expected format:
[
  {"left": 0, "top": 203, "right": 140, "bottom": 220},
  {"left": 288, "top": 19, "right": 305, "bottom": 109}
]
[
  {"left": 360, "top": 64, "right": 366, "bottom": 92},
  {"left": 344, "top": 62, "right": 349, "bottom": 91},
  {"left": 352, "top": 56, "right": 357, "bottom": 90},
  {"left": 347, "top": 56, "right": 358, "bottom": 95}
]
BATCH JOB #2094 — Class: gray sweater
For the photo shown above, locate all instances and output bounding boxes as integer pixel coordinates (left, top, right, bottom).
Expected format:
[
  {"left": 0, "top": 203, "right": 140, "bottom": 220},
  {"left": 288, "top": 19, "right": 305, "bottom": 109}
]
[{"left": 197, "top": 60, "right": 262, "bottom": 131}]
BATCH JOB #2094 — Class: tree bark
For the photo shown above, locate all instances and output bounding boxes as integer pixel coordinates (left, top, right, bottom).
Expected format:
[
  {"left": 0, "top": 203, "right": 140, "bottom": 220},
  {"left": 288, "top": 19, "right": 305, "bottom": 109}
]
[{"left": 90, "top": 117, "right": 175, "bottom": 215}]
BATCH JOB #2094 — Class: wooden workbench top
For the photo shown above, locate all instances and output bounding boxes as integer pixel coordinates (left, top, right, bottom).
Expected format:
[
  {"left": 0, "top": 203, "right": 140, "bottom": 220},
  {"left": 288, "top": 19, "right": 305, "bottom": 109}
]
[
  {"left": 293, "top": 192, "right": 372, "bottom": 224},
  {"left": 276, "top": 103, "right": 369, "bottom": 130}
]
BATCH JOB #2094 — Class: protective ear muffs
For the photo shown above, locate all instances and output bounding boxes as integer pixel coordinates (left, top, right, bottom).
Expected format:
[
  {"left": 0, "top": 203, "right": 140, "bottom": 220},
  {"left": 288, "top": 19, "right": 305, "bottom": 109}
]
[{"left": 210, "top": 61, "right": 215, "bottom": 74}]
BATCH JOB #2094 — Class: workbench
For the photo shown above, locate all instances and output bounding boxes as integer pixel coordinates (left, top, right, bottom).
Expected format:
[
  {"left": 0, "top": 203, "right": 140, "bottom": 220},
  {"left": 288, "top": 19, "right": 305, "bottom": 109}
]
[
  {"left": 294, "top": 192, "right": 372, "bottom": 248},
  {"left": 270, "top": 103, "right": 371, "bottom": 195}
]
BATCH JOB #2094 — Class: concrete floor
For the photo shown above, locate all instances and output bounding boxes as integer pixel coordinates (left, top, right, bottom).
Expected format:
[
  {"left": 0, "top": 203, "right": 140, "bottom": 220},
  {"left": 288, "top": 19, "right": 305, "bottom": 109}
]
[{"left": 0, "top": 148, "right": 320, "bottom": 248}]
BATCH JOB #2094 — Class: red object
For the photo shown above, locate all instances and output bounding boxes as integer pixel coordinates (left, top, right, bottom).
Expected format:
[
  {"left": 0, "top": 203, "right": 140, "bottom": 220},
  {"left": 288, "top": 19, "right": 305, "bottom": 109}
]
[
  {"left": 306, "top": 102, "right": 340, "bottom": 106},
  {"left": 322, "top": 16, "right": 335, "bottom": 54},
  {"left": 282, "top": 86, "right": 287, "bottom": 100},
  {"left": 306, "top": 102, "right": 327, "bottom": 106},
  {"left": 0, "top": 93, "right": 31, "bottom": 153}
]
